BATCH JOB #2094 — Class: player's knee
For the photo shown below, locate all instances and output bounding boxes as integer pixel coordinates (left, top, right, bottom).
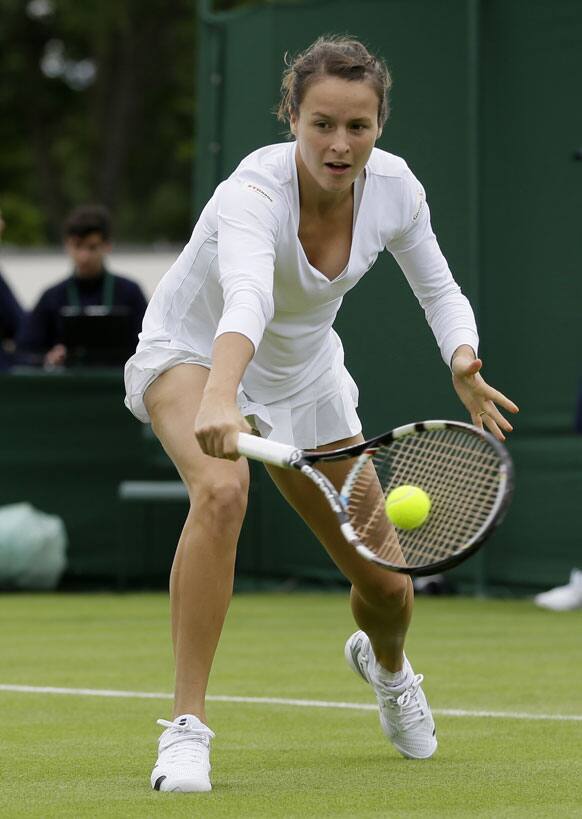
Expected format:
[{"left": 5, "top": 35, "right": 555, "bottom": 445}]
[
  {"left": 194, "top": 474, "right": 249, "bottom": 525},
  {"left": 361, "top": 573, "right": 410, "bottom": 612}
]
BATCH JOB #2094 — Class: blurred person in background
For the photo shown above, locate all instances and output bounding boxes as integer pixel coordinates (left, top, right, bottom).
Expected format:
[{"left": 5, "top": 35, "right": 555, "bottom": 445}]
[
  {"left": 0, "top": 208, "right": 25, "bottom": 370},
  {"left": 17, "top": 204, "right": 147, "bottom": 367}
]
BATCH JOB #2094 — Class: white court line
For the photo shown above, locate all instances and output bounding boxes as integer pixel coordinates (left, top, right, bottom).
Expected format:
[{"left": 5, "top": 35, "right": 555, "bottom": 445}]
[{"left": 0, "top": 684, "right": 581, "bottom": 722}]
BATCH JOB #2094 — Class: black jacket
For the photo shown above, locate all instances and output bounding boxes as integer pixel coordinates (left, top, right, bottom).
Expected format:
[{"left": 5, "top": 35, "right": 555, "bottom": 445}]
[{"left": 17, "top": 269, "right": 147, "bottom": 358}]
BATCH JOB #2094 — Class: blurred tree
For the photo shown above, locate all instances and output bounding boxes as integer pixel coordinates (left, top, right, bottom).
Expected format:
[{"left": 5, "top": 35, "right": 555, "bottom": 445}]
[{"left": 0, "top": 0, "right": 196, "bottom": 244}]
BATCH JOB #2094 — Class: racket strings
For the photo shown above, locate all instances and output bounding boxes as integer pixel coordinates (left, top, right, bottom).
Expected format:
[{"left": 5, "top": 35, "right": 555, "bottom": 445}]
[
  {"left": 345, "top": 428, "right": 503, "bottom": 569},
  {"left": 385, "top": 431, "right": 499, "bottom": 565}
]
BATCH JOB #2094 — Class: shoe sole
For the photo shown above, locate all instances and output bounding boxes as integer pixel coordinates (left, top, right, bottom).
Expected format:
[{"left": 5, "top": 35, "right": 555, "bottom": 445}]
[
  {"left": 153, "top": 780, "right": 212, "bottom": 793},
  {"left": 392, "top": 743, "right": 437, "bottom": 760},
  {"left": 152, "top": 772, "right": 212, "bottom": 793}
]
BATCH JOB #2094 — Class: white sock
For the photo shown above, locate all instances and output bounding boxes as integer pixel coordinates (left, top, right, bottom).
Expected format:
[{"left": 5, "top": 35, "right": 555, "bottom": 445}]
[{"left": 372, "top": 653, "right": 413, "bottom": 690}]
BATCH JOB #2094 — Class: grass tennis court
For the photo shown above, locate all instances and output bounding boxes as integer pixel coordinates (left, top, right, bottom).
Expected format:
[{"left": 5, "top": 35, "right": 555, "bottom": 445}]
[{"left": 0, "top": 592, "right": 580, "bottom": 817}]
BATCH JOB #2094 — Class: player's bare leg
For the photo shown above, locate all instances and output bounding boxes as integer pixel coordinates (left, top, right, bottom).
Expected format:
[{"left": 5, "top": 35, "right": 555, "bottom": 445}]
[
  {"left": 265, "top": 434, "right": 413, "bottom": 672},
  {"left": 266, "top": 434, "right": 437, "bottom": 759},
  {"left": 145, "top": 363, "right": 249, "bottom": 717},
  {"left": 144, "top": 363, "right": 250, "bottom": 791}
]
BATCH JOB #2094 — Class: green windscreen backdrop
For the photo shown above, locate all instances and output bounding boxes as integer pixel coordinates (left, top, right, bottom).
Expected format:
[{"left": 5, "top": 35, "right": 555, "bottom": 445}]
[{"left": 193, "top": 0, "right": 582, "bottom": 591}]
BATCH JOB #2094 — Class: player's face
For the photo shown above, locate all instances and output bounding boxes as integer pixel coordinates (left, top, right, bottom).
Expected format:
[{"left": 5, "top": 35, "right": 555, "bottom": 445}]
[
  {"left": 65, "top": 232, "right": 111, "bottom": 278},
  {"left": 291, "top": 75, "right": 382, "bottom": 197}
]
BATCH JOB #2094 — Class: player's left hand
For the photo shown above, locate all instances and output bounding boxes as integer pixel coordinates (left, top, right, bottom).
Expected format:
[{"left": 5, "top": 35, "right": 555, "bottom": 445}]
[{"left": 451, "top": 347, "right": 519, "bottom": 441}]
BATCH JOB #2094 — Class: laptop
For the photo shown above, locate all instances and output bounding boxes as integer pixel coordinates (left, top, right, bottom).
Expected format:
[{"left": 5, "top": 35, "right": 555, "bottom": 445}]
[{"left": 59, "top": 306, "right": 136, "bottom": 367}]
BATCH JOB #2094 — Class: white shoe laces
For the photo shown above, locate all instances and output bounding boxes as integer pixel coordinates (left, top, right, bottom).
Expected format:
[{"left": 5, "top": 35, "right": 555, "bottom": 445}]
[
  {"left": 157, "top": 719, "right": 215, "bottom": 766},
  {"left": 379, "top": 674, "right": 426, "bottom": 731}
]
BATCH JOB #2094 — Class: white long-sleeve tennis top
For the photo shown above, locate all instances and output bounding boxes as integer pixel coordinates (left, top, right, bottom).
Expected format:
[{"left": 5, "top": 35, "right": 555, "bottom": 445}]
[{"left": 138, "top": 142, "right": 478, "bottom": 403}]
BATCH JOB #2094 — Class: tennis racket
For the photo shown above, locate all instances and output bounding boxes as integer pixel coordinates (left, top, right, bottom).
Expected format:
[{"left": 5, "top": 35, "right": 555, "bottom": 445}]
[{"left": 237, "top": 420, "right": 513, "bottom": 576}]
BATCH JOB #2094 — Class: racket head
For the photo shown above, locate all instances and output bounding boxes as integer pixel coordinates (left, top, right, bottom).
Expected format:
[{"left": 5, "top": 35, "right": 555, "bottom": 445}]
[{"left": 338, "top": 420, "right": 514, "bottom": 576}]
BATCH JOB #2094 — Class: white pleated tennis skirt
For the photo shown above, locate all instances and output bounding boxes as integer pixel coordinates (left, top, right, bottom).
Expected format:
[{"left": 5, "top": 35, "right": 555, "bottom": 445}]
[{"left": 124, "top": 344, "right": 362, "bottom": 449}]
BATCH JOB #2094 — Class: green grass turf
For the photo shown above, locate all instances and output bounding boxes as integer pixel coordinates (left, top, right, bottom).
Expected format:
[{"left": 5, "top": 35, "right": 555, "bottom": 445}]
[{"left": 0, "top": 592, "right": 580, "bottom": 817}]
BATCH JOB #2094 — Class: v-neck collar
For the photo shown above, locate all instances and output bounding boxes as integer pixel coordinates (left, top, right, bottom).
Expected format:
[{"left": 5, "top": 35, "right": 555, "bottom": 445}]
[{"left": 291, "top": 143, "right": 367, "bottom": 284}]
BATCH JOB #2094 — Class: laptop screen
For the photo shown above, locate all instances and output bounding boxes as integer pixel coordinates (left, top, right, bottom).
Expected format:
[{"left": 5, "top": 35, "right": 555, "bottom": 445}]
[{"left": 59, "top": 306, "right": 136, "bottom": 366}]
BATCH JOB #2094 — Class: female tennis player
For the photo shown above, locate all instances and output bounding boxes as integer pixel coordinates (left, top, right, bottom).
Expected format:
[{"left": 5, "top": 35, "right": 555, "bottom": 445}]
[{"left": 124, "top": 35, "right": 518, "bottom": 792}]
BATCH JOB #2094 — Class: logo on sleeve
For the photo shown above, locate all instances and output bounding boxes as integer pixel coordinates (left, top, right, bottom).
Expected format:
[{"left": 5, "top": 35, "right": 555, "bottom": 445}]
[
  {"left": 412, "top": 187, "right": 425, "bottom": 222},
  {"left": 245, "top": 183, "right": 273, "bottom": 203}
]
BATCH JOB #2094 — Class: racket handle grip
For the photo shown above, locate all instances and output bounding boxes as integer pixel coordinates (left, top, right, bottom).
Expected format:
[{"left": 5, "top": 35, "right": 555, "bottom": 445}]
[{"left": 237, "top": 432, "right": 299, "bottom": 468}]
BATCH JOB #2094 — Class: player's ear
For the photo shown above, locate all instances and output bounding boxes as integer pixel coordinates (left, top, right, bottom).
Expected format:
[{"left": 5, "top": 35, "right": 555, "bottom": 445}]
[
  {"left": 376, "top": 125, "right": 383, "bottom": 141},
  {"left": 289, "top": 112, "right": 298, "bottom": 137}
]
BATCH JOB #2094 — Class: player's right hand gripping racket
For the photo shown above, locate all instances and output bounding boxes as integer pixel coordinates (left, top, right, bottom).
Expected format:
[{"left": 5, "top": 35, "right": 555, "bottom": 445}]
[{"left": 237, "top": 420, "right": 513, "bottom": 577}]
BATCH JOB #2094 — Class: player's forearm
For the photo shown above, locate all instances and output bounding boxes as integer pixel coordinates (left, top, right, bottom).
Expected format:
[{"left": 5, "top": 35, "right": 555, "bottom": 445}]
[
  {"left": 204, "top": 331, "right": 255, "bottom": 401},
  {"left": 392, "top": 239, "right": 479, "bottom": 367}
]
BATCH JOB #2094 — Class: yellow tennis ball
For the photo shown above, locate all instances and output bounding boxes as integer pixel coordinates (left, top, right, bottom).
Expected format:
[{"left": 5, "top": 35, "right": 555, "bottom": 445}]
[{"left": 385, "top": 485, "right": 431, "bottom": 530}]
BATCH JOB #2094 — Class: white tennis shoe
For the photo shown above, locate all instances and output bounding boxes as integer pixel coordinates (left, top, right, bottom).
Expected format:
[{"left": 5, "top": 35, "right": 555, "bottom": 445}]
[
  {"left": 151, "top": 714, "right": 215, "bottom": 792},
  {"left": 534, "top": 569, "right": 582, "bottom": 611},
  {"left": 345, "top": 630, "right": 437, "bottom": 759}
]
